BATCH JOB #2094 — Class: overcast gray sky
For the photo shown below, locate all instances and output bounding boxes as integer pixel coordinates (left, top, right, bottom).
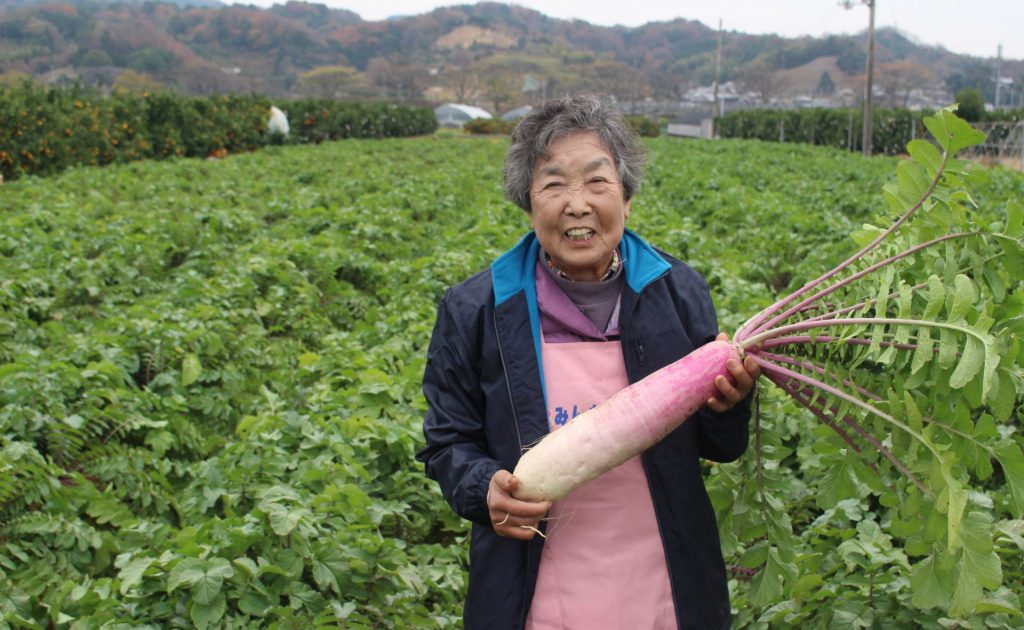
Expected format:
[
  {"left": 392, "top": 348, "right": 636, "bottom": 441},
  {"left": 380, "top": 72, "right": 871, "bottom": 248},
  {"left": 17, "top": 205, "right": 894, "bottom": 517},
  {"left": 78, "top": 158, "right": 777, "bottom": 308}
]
[{"left": 242, "top": 0, "right": 1023, "bottom": 60}]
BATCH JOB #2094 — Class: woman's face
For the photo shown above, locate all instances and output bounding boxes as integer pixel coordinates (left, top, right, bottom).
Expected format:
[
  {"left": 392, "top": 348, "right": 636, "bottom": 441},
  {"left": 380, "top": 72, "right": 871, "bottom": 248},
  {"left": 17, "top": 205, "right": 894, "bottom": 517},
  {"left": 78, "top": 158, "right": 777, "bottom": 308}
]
[{"left": 528, "top": 131, "right": 630, "bottom": 282}]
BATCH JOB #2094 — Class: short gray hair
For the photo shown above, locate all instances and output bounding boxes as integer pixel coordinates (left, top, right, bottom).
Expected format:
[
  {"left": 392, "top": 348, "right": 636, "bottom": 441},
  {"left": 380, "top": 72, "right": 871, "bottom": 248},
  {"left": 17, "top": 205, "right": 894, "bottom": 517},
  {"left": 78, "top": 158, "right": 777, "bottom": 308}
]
[{"left": 503, "top": 94, "right": 647, "bottom": 213}]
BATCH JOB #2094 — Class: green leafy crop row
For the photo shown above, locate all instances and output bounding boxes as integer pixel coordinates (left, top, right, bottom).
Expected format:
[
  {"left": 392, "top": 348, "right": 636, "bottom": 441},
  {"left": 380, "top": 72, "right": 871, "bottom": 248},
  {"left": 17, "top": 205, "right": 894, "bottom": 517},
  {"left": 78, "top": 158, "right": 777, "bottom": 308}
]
[{"left": 0, "top": 133, "right": 1021, "bottom": 627}]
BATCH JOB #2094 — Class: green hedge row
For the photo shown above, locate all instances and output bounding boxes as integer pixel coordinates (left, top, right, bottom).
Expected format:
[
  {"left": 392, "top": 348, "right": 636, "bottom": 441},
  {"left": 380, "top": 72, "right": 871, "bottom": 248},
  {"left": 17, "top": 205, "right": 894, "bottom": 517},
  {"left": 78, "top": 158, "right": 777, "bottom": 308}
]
[
  {"left": 717, "top": 107, "right": 1024, "bottom": 155},
  {"left": 0, "top": 83, "right": 438, "bottom": 181},
  {"left": 717, "top": 108, "right": 929, "bottom": 155},
  {"left": 463, "top": 117, "right": 517, "bottom": 134}
]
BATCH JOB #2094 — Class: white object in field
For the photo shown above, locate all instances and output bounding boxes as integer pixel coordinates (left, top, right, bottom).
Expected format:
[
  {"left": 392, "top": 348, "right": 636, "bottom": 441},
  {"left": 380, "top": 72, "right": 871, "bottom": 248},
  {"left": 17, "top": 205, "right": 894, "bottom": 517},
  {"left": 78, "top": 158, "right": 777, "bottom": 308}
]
[{"left": 268, "top": 106, "right": 290, "bottom": 136}]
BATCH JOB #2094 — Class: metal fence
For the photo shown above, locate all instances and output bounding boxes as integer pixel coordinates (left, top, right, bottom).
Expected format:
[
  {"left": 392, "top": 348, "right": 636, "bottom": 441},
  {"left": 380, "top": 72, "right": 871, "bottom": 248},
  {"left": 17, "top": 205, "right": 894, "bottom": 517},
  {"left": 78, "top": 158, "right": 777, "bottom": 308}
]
[{"left": 967, "top": 121, "right": 1024, "bottom": 172}]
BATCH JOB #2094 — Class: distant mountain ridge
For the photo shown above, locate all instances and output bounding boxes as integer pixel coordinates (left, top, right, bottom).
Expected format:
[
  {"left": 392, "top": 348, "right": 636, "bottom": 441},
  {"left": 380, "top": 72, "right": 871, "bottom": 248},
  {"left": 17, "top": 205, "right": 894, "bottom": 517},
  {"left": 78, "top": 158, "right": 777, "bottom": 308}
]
[{"left": 0, "top": 0, "right": 1016, "bottom": 106}]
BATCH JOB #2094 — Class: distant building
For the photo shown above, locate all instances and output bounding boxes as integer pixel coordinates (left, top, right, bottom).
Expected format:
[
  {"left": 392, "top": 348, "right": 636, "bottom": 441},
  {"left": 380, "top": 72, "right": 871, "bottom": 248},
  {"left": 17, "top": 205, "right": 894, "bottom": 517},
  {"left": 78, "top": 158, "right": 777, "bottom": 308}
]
[
  {"left": 502, "top": 105, "right": 532, "bottom": 121},
  {"left": 434, "top": 103, "right": 492, "bottom": 128}
]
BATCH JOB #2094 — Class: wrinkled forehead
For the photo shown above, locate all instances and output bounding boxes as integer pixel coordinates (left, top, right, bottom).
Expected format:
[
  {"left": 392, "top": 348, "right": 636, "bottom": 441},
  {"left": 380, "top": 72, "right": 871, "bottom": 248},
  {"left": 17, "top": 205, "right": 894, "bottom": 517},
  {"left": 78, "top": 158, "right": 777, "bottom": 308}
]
[{"left": 535, "top": 130, "right": 617, "bottom": 168}]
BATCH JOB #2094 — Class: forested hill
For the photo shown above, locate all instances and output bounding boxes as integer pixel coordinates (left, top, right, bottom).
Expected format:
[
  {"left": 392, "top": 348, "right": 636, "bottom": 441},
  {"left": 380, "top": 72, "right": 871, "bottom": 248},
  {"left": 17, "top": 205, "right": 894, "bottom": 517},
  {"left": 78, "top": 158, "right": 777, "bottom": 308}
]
[{"left": 0, "top": 0, "right": 1015, "bottom": 105}]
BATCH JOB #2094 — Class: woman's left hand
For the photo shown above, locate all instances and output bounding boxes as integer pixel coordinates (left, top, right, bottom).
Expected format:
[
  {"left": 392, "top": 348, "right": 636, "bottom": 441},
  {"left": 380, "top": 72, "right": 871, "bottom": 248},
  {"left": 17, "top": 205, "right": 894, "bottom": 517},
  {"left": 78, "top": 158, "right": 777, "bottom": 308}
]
[{"left": 707, "top": 332, "right": 761, "bottom": 413}]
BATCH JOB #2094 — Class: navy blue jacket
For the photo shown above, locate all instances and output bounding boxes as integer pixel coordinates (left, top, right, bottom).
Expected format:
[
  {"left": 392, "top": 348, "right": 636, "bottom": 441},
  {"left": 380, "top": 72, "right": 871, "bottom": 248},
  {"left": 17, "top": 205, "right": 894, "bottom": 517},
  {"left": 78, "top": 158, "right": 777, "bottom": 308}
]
[{"left": 417, "top": 230, "right": 750, "bottom": 629}]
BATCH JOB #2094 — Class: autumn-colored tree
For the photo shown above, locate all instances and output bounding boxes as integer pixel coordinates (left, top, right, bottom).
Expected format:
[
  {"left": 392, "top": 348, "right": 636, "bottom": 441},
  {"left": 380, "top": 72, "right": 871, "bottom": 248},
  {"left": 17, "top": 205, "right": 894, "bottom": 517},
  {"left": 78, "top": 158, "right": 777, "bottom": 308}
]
[
  {"left": 572, "top": 58, "right": 637, "bottom": 101},
  {"left": 482, "top": 68, "right": 520, "bottom": 115},
  {"left": 366, "top": 55, "right": 428, "bottom": 101},
  {"left": 179, "top": 64, "right": 233, "bottom": 96},
  {"left": 297, "top": 65, "right": 375, "bottom": 100},
  {"left": 112, "top": 69, "right": 165, "bottom": 95},
  {"left": 738, "top": 59, "right": 788, "bottom": 104},
  {"left": 442, "top": 49, "right": 480, "bottom": 104},
  {"left": 877, "top": 60, "right": 934, "bottom": 108},
  {"left": 0, "top": 71, "right": 33, "bottom": 88}
]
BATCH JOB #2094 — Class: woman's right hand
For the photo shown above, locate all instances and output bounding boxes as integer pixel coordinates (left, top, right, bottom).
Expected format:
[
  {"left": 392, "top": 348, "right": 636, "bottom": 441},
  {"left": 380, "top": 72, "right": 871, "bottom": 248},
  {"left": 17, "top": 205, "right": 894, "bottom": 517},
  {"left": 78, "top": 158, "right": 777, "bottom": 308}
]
[{"left": 487, "top": 470, "right": 552, "bottom": 540}]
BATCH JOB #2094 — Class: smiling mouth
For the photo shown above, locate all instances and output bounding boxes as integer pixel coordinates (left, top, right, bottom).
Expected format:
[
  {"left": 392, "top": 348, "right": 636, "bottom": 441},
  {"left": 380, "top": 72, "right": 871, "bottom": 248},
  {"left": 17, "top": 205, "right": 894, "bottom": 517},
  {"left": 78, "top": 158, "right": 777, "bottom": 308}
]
[{"left": 565, "top": 227, "right": 595, "bottom": 241}]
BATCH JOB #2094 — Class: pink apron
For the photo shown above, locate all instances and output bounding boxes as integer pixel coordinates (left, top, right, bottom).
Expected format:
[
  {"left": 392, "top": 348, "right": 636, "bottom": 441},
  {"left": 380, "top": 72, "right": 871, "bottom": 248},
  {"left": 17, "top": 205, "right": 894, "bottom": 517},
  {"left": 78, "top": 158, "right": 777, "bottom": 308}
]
[{"left": 525, "top": 339, "right": 676, "bottom": 630}]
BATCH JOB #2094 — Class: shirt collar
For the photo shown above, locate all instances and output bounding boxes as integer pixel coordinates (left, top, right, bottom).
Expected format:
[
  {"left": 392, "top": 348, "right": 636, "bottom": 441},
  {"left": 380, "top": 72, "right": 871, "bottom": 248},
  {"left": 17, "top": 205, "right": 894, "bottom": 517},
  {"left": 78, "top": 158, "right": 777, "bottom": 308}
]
[{"left": 543, "top": 248, "right": 621, "bottom": 282}]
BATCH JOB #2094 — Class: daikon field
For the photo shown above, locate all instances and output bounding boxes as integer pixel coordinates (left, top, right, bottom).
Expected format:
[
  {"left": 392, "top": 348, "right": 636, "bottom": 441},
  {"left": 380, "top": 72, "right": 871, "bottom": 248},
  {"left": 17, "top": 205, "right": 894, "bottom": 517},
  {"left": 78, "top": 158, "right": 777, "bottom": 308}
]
[{"left": 2, "top": 133, "right": 1022, "bottom": 628}]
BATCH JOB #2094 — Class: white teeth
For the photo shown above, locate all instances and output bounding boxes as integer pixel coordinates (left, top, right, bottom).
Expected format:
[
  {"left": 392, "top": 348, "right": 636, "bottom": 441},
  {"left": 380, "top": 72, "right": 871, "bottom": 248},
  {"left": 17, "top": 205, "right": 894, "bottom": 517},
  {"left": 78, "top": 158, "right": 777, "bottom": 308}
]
[{"left": 566, "top": 228, "right": 594, "bottom": 240}]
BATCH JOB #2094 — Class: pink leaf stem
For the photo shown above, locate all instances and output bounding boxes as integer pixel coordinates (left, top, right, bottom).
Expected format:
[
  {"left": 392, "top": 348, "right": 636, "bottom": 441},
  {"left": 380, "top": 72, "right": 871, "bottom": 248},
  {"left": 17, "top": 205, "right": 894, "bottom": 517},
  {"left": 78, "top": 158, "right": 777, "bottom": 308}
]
[
  {"left": 758, "top": 351, "right": 885, "bottom": 404},
  {"left": 749, "top": 355, "right": 929, "bottom": 453},
  {"left": 735, "top": 156, "right": 947, "bottom": 340},
  {"left": 741, "top": 317, "right": 972, "bottom": 351},
  {"left": 763, "top": 370, "right": 864, "bottom": 455},
  {"left": 758, "top": 357, "right": 928, "bottom": 492},
  {"left": 742, "top": 232, "right": 976, "bottom": 341},
  {"left": 761, "top": 336, "right": 919, "bottom": 352},
  {"left": 801, "top": 252, "right": 1003, "bottom": 325},
  {"left": 768, "top": 371, "right": 907, "bottom": 487}
]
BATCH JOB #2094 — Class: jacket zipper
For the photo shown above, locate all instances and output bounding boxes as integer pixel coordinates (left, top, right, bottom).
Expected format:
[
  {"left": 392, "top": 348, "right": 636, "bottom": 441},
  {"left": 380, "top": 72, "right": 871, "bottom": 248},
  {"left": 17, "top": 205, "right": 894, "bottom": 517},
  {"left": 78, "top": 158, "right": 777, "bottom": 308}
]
[
  {"left": 493, "top": 317, "right": 524, "bottom": 455},
  {"left": 493, "top": 316, "right": 531, "bottom": 629}
]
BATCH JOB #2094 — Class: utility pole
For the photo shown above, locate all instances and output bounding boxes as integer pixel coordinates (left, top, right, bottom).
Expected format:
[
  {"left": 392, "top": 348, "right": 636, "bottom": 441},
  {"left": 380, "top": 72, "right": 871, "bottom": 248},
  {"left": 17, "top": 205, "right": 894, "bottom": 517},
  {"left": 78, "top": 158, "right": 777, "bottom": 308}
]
[
  {"left": 994, "top": 44, "right": 1003, "bottom": 109},
  {"left": 843, "top": 0, "right": 875, "bottom": 156},
  {"left": 863, "top": 0, "right": 876, "bottom": 156},
  {"left": 711, "top": 19, "right": 723, "bottom": 138}
]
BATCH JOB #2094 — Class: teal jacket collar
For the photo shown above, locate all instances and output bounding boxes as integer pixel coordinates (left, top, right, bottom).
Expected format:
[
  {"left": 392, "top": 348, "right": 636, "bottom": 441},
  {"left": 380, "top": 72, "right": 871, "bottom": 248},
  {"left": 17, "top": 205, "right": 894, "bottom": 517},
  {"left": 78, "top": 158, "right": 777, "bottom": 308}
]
[{"left": 491, "top": 228, "right": 671, "bottom": 307}]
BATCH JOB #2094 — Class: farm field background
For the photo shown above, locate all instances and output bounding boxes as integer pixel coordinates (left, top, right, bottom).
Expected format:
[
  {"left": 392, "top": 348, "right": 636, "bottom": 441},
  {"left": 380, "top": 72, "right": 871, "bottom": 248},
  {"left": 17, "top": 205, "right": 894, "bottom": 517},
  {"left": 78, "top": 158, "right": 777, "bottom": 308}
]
[{"left": 1, "top": 134, "right": 1022, "bottom": 627}]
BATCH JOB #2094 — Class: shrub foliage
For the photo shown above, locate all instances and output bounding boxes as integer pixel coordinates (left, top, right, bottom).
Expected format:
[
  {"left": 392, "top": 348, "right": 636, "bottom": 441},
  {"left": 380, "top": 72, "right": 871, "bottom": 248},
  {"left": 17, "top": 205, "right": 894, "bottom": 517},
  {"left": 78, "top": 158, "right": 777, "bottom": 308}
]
[
  {"left": 718, "top": 106, "right": 1024, "bottom": 155},
  {"left": 0, "top": 82, "right": 437, "bottom": 181}
]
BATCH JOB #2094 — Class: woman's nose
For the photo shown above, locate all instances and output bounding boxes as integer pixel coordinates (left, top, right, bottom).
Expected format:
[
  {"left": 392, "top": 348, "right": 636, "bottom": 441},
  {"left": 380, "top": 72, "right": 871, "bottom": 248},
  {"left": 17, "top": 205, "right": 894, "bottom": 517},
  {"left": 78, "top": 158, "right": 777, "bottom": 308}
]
[{"left": 563, "top": 185, "right": 591, "bottom": 216}]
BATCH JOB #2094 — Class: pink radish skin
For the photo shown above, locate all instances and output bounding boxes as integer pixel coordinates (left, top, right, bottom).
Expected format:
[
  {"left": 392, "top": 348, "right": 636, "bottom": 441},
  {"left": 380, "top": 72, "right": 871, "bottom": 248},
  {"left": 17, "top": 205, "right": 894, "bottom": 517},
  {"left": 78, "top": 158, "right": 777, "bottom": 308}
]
[{"left": 512, "top": 340, "right": 742, "bottom": 502}]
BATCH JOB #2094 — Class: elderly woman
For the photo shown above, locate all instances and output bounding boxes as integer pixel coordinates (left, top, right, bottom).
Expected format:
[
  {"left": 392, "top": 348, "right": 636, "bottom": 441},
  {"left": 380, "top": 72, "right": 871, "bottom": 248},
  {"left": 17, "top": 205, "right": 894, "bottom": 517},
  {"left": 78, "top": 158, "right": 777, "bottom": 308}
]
[{"left": 417, "top": 94, "right": 759, "bottom": 630}]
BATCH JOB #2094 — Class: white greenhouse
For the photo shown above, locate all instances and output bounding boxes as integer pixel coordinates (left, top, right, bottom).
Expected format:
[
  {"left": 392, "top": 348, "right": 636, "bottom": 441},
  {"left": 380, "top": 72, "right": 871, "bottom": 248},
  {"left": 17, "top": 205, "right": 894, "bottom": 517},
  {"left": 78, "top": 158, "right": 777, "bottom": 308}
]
[{"left": 434, "top": 103, "right": 493, "bottom": 128}]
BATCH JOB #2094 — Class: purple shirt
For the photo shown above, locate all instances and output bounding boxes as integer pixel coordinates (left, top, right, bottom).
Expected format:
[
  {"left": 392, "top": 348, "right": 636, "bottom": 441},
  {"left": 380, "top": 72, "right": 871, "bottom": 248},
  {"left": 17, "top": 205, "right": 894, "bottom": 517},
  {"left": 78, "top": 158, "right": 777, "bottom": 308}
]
[{"left": 535, "top": 259, "right": 622, "bottom": 343}]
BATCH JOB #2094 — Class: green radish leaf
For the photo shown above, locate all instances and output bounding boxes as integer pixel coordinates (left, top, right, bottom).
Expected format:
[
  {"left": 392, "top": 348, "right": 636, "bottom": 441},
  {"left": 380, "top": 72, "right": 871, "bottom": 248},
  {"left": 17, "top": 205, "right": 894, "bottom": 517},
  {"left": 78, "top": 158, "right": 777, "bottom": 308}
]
[
  {"left": 982, "top": 267, "right": 1006, "bottom": 303},
  {"left": 747, "top": 547, "right": 787, "bottom": 607},
  {"left": 190, "top": 594, "right": 226, "bottom": 629},
  {"left": 937, "top": 328, "right": 958, "bottom": 368},
  {"left": 910, "top": 553, "right": 954, "bottom": 610},
  {"left": 182, "top": 353, "right": 202, "bottom": 387},
  {"left": 1005, "top": 199, "right": 1023, "bottom": 237},
  {"left": 167, "top": 558, "right": 205, "bottom": 593},
  {"left": 971, "top": 413, "right": 997, "bottom": 440},
  {"left": 948, "top": 274, "right": 976, "bottom": 323},
  {"left": 191, "top": 559, "right": 233, "bottom": 605},
  {"left": 238, "top": 591, "right": 273, "bottom": 617},
  {"left": 949, "top": 511, "right": 1002, "bottom": 617},
  {"left": 896, "top": 159, "right": 930, "bottom": 203},
  {"left": 738, "top": 541, "right": 770, "bottom": 569},
  {"left": 994, "top": 443, "right": 1024, "bottom": 518},
  {"left": 991, "top": 370, "right": 1018, "bottom": 422},
  {"left": 924, "top": 112, "right": 952, "bottom": 153},
  {"left": 948, "top": 336, "right": 983, "bottom": 390},
  {"left": 911, "top": 327, "right": 933, "bottom": 375},
  {"left": 117, "top": 557, "right": 153, "bottom": 596},
  {"left": 923, "top": 275, "right": 945, "bottom": 320},
  {"left": 1001, "top": 236, "right": 1024, "bottom": 278},
  {"left": 817, "top": 457, "right": 865, "bottom": 509},
  {"left": 903, "top": 392, "right": 923, "bottom": 434},
  {"left": 907, "top": 139, "right": 943, "bottom": 176},
  {"left": 944, "top": 111, "right": 988, "bottom": 155},
  {"left": 940, "top": 460, "right": 968, "bottom": 551}
]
